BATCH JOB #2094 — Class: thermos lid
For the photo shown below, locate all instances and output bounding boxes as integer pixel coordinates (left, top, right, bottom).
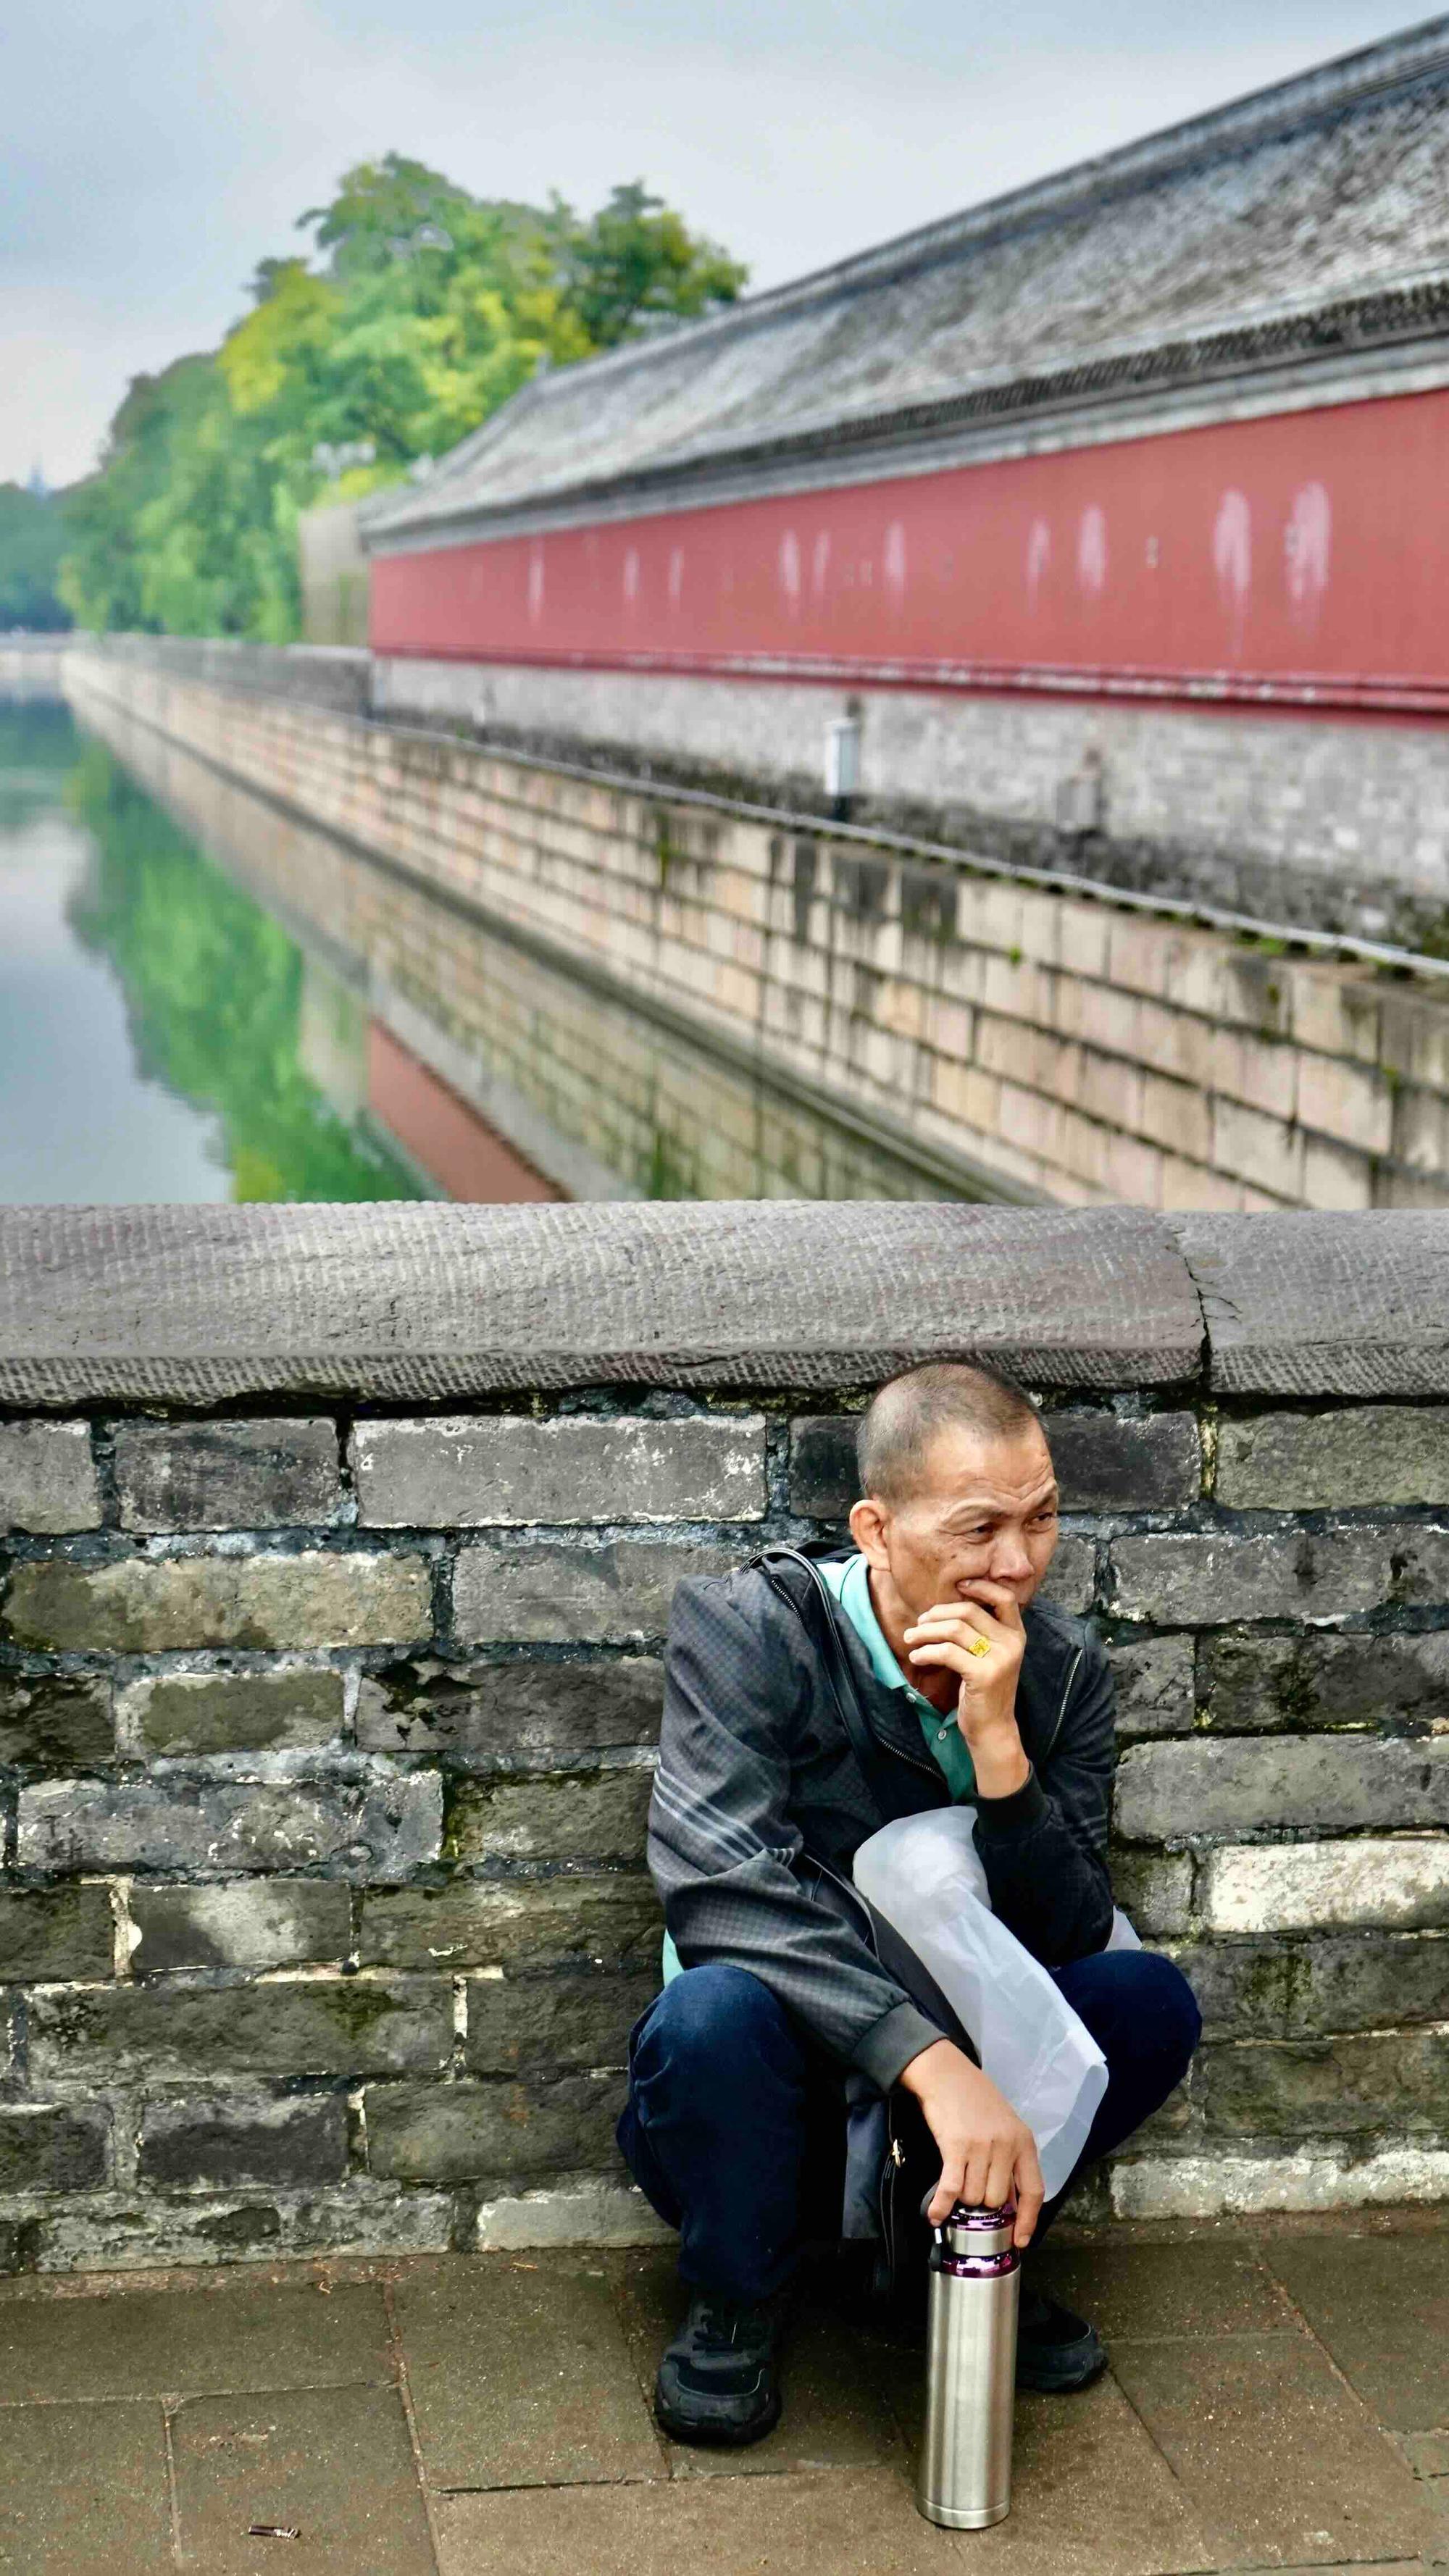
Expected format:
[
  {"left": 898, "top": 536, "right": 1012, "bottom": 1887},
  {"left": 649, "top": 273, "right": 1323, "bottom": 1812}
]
[{"left": 940, "top": 2201, "right": 1016, "bottom": 2259}]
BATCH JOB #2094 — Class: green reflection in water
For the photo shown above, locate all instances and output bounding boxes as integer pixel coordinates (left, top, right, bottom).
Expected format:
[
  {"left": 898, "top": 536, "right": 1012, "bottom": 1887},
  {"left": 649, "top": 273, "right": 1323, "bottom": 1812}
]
[
  {"left": 61, "top": 732, "right": 418, "bottom": 1204},
  {"left": 0, "top": 697, "right": 75, "bottom": 824}
]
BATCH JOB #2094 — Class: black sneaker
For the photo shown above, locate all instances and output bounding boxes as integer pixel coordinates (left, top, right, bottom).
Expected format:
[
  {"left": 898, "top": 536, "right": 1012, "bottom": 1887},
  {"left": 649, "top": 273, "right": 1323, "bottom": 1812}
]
[
  {"left": 1015, "top": 2288, "right": 1108, "bottom": 2393},
  {"left": 653, "top": 2291, "right": 785, "bottom": 2446}
]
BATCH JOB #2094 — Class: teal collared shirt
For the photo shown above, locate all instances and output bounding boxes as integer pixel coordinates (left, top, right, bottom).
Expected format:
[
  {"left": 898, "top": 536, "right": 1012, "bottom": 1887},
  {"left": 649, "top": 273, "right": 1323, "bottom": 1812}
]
[
  {"left": 661, "top": 1552, "right": 974, "bottom": 1982},
  {"left": 817, "top": 1552, "right": 978, "bottom": 1802}
]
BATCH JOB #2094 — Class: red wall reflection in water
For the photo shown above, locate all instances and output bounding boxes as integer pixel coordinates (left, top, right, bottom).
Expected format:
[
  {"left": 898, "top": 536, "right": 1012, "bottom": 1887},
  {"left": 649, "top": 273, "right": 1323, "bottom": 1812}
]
[{"left": 367, "top": 1021, "right": 562, "bottom": 1202}]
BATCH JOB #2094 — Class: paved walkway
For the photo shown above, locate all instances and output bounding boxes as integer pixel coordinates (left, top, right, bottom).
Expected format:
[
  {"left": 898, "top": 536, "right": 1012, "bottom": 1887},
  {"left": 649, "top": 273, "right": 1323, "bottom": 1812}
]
[{"left": 0, "top": 2212, "right": 1443, "bottom": 2573}]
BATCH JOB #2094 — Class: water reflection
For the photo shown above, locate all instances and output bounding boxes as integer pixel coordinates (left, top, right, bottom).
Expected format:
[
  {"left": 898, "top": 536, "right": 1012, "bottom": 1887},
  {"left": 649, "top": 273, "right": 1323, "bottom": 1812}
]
[{"left": 3, "top": 689, "right": 964, "bottom": 1205}]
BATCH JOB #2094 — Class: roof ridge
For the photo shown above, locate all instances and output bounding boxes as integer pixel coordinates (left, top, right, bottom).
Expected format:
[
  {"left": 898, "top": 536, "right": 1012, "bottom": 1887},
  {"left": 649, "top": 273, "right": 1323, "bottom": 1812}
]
[{"left": 437, "top": 13, "right": 1449, "bottom": 414}]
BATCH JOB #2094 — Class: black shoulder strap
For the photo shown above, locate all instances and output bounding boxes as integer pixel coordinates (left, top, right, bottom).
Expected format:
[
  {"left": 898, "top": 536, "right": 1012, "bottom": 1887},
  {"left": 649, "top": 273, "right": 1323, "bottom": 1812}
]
[{"left": 753, "top": 1544, "right": 903, "bottom": 1826}]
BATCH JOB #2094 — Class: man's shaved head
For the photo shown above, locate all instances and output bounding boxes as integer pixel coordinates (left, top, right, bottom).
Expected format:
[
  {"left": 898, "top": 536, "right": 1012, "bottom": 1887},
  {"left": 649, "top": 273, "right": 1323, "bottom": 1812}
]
[{"left": 857, "top": 1362, "right": 1041, "bottom": 1505}]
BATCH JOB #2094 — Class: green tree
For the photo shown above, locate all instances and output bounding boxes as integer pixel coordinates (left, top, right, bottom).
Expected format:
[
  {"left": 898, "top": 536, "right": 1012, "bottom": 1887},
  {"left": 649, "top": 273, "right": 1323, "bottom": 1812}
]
[
  {"left": 546, "top": 181, "right": 746, "bottom": 348},
  {"left": 58, "top": 159, "right": 748, "bottom": 643}
]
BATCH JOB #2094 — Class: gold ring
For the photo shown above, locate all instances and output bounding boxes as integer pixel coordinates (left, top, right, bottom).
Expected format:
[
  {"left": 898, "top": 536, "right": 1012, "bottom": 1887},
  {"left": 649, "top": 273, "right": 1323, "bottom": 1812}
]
[{"left": 966, "top": 1636, "right": 992, "bottom": 1658}]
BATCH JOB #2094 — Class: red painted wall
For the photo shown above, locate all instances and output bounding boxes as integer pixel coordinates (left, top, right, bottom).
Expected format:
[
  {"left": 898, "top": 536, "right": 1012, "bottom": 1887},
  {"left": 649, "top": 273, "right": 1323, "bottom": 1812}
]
[{"left": 370, "top": 387, "right": 1449, "bottom": 714}]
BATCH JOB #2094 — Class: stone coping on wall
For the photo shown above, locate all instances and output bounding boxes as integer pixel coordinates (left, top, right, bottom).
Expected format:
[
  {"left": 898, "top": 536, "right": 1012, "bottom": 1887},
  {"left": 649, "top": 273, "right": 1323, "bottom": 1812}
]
[{"left": 3, "top": 1205, "right": 1448, "bottom": 1408}]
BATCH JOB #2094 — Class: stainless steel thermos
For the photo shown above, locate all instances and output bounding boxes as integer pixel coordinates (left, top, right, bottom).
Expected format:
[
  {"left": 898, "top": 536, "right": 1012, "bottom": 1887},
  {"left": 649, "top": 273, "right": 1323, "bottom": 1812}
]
[{"left": 916, "top": 2201, "right": 1020, "bottom": 2530}]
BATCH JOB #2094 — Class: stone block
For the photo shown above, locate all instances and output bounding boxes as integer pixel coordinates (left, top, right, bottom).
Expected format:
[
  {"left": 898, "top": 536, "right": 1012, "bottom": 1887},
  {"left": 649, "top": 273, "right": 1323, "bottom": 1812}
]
[
  {"left": 113, "top": 1417, "right": 341, "bottom": 1531},
  {"left": 1109, "top": 1528, "right": 1392, "bottom": 1624},
  {"left": 1198, "top": 1628, "right": 1449, "bottom": 1733},
  {"left": 17, "top": 1772, "right": 442, "bottom": 1880},
  {"left": 0, "top": 1203, "right": 1203, "bottom": 1402},
  {"left": 462, "top": 1970, "right": 656, "bottom": 2075},
  {"left": 351, "top": 1413, "right": 766, "bottom": 1526},
  {"left": 0, "top": 1421, "right": 100, "bottom": 1534},
  {"left": 1108, "top": 1635, "right": 1195, "bottom": 1740},
  {"left": 358, "top": 1874, "right": 661, "bottom": 1971},
  {"left": 129, "top": 1881, "right": 353, "bottom": 1974},
  {"left": 1108, "top": 2143, "right": 1449, "bottom": 2219},
  {"left": 365, "top": 2074, "right": 622, "bottom": 2182},
  {"left": 473, "top": 2181, "right": 671, "bottom": 2251},
  {"left": 1044, "top": 1410, "right": 1201, "bottom": 1510},
  {"left": 1287, "top": 1931, "right": 1449, "bottom": 2033},
  {"left": 446, "top": 1768, "right": 652, "bottom": 1867},
  {"left": 1169, "top": 1212, "right": 1449, "bottom": 1397},
  {"left": 788, "top": 1416, "right": 860, "bottom": 1519},
  {"left": 1384, "top": 1524, "right": 1449, "bottom": 1607},
  {"left": 1114, "top": 1735, "right": 1449, "bottom": 1844},
  {"left": 1110, "top": 1849, "right": 1194, "bottom": 1936},
  {"left": 1216, "top": 1405, "right": 1449, "bottom": 1508},
  {"left": 788, "top": 1408, "right": 1200, "bottom": 1518},
  {"left": 2, "top": 1550, "right": 433, "bottom": 1652},
  {"left": 0, "top": 1886, "right": 115, "bottom": 1980},
  {"left": 28, "top": 1975, "right": 452, "bottom": 2081},
  {"left": 0, "top": 2106, "right": 109, "bottom": 2192},
  {"left": 1164, "top": 1941, "right": 1297, "bottom": 2036},
  {"left": 1038, "top": 1533, "right": 1095, "bottom": 1614},
  {"left": 1198, "top": 2028, "right": 1449, "bottom": 2136},
  {"left": 1200, "top": 1837, "right": 1449, "bottom": 1934},
  {"left": 0, "top": 1674, "right": 112, "bottom": 1768},
  {"left": 451, "top": 1539, "right": 743, "bottom": 1644},
  {"left": 356, "top": 1655, "right": 661, "bottom": 1764},
  {"left": 119, "top": 1667, "right": 346, "bottom": 1755},
  {"left": 136, "top": 2093, "right": 348, "bottom": 2188}
]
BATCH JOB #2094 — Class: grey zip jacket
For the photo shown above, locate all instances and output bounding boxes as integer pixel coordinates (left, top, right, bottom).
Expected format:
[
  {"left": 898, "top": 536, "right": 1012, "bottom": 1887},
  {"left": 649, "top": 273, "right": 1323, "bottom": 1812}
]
[{"left": 648, "top": 1549, "right": 1117, "bottom": 2096}]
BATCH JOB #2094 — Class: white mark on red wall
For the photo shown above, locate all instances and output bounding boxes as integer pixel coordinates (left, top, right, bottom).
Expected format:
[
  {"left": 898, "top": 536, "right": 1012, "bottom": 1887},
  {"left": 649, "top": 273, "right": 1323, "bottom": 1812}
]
[
  {"left": 1213, "top": 490, "right": 1252, "bottom": 634},
  {"left": 623, "top": 547, "right": 640, "bottom": 606},
  {"left": 812, "top": 531, "right": 831, "bottom": 598},
  {"left": 527, "top": 547, "right": 544, "bottom": 626},
  {"left": 668, "top": 546, "right": 685, "bottom": 610},
  {"left": 1077, "top": 506, "right": 1108, "bottom": 596},
  {"left": 1285, "top": 481, "right": 1331, "bottom": 624},
  {"left": 1026, "top": 517, "right": 1051, "bottom": 608},
  {"left": 884, "top": 520, "right": 907, "bottom": 603},
  {"left": 779, "top": 529, "right": 801, "bottom": 611}
]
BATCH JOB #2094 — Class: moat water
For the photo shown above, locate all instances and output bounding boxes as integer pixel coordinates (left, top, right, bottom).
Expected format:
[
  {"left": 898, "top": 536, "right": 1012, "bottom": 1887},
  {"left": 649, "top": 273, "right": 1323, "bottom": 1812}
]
[{"left": 0, "top": 693, "right": 964, "bottom": 1207}]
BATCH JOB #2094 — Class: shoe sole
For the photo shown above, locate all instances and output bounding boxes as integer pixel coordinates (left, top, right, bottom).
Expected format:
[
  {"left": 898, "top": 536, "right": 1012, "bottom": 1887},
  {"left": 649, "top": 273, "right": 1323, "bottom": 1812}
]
[
  {"left": 653, "top": 2388, "right": 783, "bottom": 2448},
  {"left": 1016, "top": 2349, "right": 1109, "bottom": 2394}
]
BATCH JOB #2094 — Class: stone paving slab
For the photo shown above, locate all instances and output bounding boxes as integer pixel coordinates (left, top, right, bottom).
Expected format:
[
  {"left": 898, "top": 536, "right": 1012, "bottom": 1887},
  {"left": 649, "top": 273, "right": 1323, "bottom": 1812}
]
[
  {"left": 1043, "top": 2240, "right": 1300, "bottom": 2341},
  {"left": 0, "top": 2222, "right": 1439, "bottom": 2572},
  {"left": 0, "top": 2278, "right": 390, "bottom": 2407},
  {"left": 1264, "top": 2232, "right": 1449, "bottom": 2434},
  {"left": 1108, "top": 2329, "right": 1440, "bottom": 2569},
  {"left": 0, "top": 2397, "right": 172, "bottom": 2569},
  {"left": 393, "top": 2256, "right": 661, "bottom": 2491},
  {"left": 170, "top": 2383, "right": 435, "bottom": 2575}
]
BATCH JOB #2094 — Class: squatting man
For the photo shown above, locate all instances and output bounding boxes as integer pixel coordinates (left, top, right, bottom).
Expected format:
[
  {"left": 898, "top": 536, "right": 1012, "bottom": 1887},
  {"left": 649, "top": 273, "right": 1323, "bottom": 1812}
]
[{"left": 618, "top": 1362, "right": 1201, "bottom": 2444}]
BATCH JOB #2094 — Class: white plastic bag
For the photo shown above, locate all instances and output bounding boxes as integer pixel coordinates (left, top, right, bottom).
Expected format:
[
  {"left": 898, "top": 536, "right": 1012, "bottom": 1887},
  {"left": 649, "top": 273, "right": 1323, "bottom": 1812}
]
[{"left": 853, "top": 1808, "right": 1135, "bottom": 2198}]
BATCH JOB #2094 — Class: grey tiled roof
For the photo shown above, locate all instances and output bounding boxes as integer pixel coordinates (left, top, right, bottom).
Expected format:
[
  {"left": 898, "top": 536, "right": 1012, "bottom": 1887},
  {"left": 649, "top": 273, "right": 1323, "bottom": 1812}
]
[{"left": 364, "top": 18, "right": 1449, "bottom": 546}]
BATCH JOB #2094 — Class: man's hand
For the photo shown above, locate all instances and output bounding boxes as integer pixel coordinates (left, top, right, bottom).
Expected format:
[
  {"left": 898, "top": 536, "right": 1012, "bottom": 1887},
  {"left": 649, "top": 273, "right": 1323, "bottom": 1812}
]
[
  {"left": 900, "top": 2037, "right": 1043, "bottom": 2245},
  {"left": 903, "top": 1581, "right": 1030, "bottom": 1797}
]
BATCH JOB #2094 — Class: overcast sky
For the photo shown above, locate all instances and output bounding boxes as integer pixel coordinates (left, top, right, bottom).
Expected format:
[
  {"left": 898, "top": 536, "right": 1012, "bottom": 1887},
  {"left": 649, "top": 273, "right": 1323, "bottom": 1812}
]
[{"left": 2, "top": 0, "right": 1434, "bottom": 488}]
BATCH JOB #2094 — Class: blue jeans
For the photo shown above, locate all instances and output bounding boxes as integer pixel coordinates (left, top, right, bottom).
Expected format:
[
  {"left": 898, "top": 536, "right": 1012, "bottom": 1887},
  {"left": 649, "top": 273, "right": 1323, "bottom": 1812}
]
[{"left": 617, "top": 1951, "right": 1201, "bottom": 2303}]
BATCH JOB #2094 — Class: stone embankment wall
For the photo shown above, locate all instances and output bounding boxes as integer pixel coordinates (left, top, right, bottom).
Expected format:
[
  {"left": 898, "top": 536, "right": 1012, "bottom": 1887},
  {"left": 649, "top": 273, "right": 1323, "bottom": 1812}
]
[
  {"left": 66, "top": 643, "right": 1449, "bottom": 1213},
  {"left": 0, "top": 639, "right": 67, "bottom": 698},
  {"left": 0, "top": 1200, "right": 1447, "bottom": 2270},
  {"left": 373, "top": 648, "right": 1449, "bottom": 950},
  {"left": 74, "top": 689, "right": 976, "bottom": 1208}
]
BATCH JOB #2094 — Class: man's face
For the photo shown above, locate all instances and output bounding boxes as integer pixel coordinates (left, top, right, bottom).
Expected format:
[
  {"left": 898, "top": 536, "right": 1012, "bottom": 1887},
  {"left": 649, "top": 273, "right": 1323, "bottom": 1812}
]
[{"left": 853, "top": 1419, "right": 1059, "bottom": 1624}]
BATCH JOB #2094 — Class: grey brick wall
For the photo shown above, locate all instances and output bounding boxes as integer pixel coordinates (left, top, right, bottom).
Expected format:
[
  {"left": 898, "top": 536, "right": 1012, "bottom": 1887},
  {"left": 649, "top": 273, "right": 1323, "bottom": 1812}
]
[{"left": 0, "top": 1202, "right": 1446, "bottom": 2262}]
